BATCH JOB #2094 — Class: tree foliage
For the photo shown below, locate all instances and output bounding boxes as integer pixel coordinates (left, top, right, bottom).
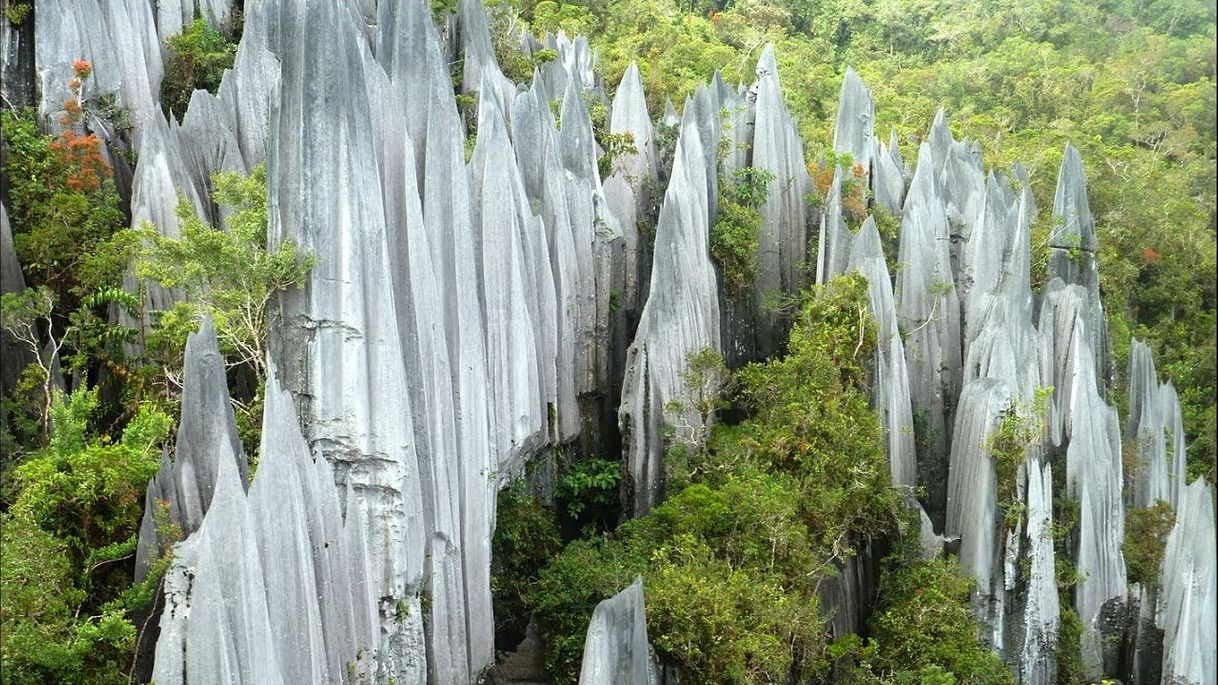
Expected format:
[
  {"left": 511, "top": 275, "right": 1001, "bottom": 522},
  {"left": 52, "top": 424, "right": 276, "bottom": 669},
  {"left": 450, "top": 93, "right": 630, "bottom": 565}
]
[
  {"left": 0, "top": 387, "right": 172, "bottom": 685},
  {"left": 526, "top": 276, "right": 903, "bottom": 683}
]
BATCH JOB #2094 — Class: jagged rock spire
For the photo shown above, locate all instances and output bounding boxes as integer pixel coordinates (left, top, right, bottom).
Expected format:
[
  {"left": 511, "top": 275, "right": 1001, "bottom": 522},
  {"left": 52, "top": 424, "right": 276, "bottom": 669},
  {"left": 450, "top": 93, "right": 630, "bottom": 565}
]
[{"left": 578, "top": 577, "right": 656, "bottom": 684}]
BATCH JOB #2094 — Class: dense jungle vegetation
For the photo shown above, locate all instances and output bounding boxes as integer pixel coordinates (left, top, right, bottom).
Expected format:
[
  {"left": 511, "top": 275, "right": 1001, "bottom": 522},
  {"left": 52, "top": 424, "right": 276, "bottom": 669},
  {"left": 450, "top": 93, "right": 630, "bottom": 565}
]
[{"left": 1, "top": 0, "right": 1214, "bottom": 682}]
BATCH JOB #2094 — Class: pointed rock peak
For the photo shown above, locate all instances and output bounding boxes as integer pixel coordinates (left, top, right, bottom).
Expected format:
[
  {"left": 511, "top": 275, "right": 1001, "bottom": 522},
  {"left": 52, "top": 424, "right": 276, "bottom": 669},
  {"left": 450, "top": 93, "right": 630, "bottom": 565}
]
[
  {"left": 178, "top": 314, "right": 246, "bottom": 494},
  {"left": 841, "top": 66, "right": 867, "bottom": 95},
  {"left": 908, "top": 141, "right": 936, "bottom": 196},
  {"left": 662, "top": 98, "right": 679, "bottom": 126},
  {"left": 1051, "top": 142, "right": 1095, "bottom": 250},
  {"left": 833, "top": 65, "right": 875, "bottom": 169},
  {"left": 854, "top": 215, "right": 882, "bottom": 256},
  {"left": 929, "top": 107, "right": 953, "bottom": 162},
  {"left": 622, "top": 60, "right": 642, "bottom": 84},
  {"left": 612, "top": 61, "right": 648, "bottom": 119},
  {"left": 755, "top": 43, "right": 779, "bottom": 82}
]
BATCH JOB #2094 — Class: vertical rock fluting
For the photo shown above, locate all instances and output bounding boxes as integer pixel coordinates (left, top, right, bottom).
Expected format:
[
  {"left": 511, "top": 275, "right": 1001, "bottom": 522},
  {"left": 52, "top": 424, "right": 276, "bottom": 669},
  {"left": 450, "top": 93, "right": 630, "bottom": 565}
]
[
  {"left": 619, "top": 91, "right": 721, "bottom": 517},
  {"left": 896, "top": 141, "right": 963, "bottom": 528},
  {"left": 134, "top": 316, "right": 246, "bottom": 584},
  {"left": 1039, "top": 278, "right": 1128, "bottom": 679},
  {"left": 0, "top": 203, "right": 33, "bottom": 397},
  {"left": 848, "top": 219, "right": 917, "bottom": 491},
  {"left": 749, "top": 45, "right": 813, "bottom": 359},
  {"left": 1158, "top": 479, "right": 1217, "bottom": 685},
  {"left": 577, "top": 577, "right": 657, "bottom": 685},
  {"left": 48, "top": 11, "right": 1201, "bottom": 682},
  {"left": 1125, "top": 339, "right": 1187, "bottom": 510},
  {"left": 146, "top": 322, "right": 378, "bottom": 685},
  {"left": 1048, "top": 143, "right": 1110, "bottom": 393}
]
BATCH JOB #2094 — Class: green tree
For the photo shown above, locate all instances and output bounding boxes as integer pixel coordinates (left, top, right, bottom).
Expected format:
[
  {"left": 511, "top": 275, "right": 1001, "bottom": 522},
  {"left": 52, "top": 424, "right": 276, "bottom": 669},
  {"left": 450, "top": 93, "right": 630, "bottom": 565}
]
[
  {"left": 131, "top": 164, "right": 312, "bottom": 455},
  {"left": 161, "top": 18, "right": 239, "bottom": 120},
  {"left": 0, "top": 387, "right": 173, "bottom": 685}
]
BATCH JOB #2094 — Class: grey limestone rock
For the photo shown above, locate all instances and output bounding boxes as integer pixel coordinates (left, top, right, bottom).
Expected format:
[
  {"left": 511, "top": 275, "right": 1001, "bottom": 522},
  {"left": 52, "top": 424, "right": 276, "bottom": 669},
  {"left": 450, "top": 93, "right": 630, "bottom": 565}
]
[
  {"left": 151, "top": 421, "right": 283, "bottom": 685},
  {"left": 619, "top": 101, "right": 720, "bottom": 516},
  {"left": 848, "top": 218, "right": 916, "bottom": 490},
  {"left": 1048, "top": 143, "right": 1110, "bottom": 392},
  {"left": 1042, "top": 282, "right": 1126, "bottom": 678},
  {"left": 1, "top": 203, "right": 33, "bottom": 397},
  {"left": 134, "top": 316, "right": 246, "bottom": 583},
  {"left": 1, "top": 8, "right": 35, "bottom": 108},
  {"left": 1158, "top": 479, "right": 1217, "bottom": 685},
  {"left": 945, "top": 377, "right": 1015, "bottom": 647},
  {"left": 871, "top": 131, "right": 906, "bottom": 217},
  {"left": 662, "top": 98, "right": 680, "bottom": 127},
  {"left": 246, "top": 371, "right": 379, "bottom": 684},
  {"left": 750, "top": 45, "right": 812, "bottom": 358},
  {"left": 1125, "top": 340, "right": 1187, "bottom": 510},
  {"left": 469, "top": 93, "right": 549, "bottom": 472},
  {"left": 609, "top": 62, "right": 658, "bottom": 216},
  {"left": 832, "top": 67, "right": 875, "bottom": 181},
  {"left": 460, "top": 0, "right": 517, "bottom": 114},
  {"left": 578, "top": 577, "right": 655, "bottom": 685},
  {"left": 1019, "top": 456, "right": 1060, "bottom": 685},
  {"left": 896, "top": 142, "right": 963, "bottom": 526},
  {"left": 265, "top": 2, "right": 428, "bottom": 679},
  {"left": 816, "top": 166, "right": 853, "bottom": 285}
]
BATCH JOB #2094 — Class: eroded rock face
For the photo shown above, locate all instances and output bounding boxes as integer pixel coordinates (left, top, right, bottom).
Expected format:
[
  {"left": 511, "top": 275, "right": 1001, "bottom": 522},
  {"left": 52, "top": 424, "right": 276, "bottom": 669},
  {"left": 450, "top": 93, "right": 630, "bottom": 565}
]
[
  {"left": 896, "top": 141, "right": 963, "bottom": 528},
  {"left": 619, "top": 95, "right": 720, "bottom": 517},
  {"left": 848, "top": 219, "right": 916, "bottom": 491},
  {"left": 1158, "top": 479, "right": 1217, "bottom": 685},
  {"left": 1, "top": 204, "right": 33, "bottom": 397},
  {"left": 134, "top": 316, "right": 246, "bottom": 584},
  {"left": 832, "top": 67, "right": 874, "bottom": 182},
  {"left": 578, "top": 577, "right": 655, "bottom": 685},
  {"left": 1125, "top": 340, "right": 1187, "bottom": 510},
  {"left": 101, "top": 16, "right": 1210, "bottom": 685},
  {"left": 1048, "top": 143, "right": 1110, "bottom": 393}
]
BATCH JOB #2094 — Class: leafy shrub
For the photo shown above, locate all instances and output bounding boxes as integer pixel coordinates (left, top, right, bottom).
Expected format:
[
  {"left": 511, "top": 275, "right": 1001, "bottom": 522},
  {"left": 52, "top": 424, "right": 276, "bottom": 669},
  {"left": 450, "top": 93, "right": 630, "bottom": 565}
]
[
  {"left": 491, "top": 484, "right": 562, "bottom": 650},
  {"left": 1, "top": 104, "right": 127, "bottom": 319},
  {"left": 529, "top": 275, "right": 901, "bottom": 684},
  {"left": 161, "top": 18, "right": 238, "bottom": 120},
  {"left": 1, "top": 387, "right": 172, "bottom": 685},
  {"left": 1122, "top": 500, "right": 1175, "bottom": 587},
  {"left": 556, "top": 456, "right": 622, "bottom": 527},
  {"left": 711, "top": 167, "right": 774, "bottom": 294},
  {"left": 131, "top": 163, "right": 312, "bottom": 456},
  {"left": 867, "top": 557, "right": 1010, "bottom": 684}
]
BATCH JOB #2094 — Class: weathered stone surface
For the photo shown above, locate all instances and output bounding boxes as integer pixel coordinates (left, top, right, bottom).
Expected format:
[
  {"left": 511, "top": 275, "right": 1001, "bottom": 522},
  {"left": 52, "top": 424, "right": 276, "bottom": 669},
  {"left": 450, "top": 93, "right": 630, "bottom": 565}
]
[
  {"left": 832, "top": 67, "right": 874, "bottom": 180},
  {"left": 816, "top": 166, "right": 853, "bottom": 284},
  {"left": 134, "top": 316, "right": 246, "bottom": 584},
  {"left": 1, "top": 9, "right": 36, "bottom": 108},
  {"left": 150, "top": 415, "right": 282, "bottom": 685},
  {"left": 578, "top": 577, "right": 655, "bottom": 685},
  {"left": 750, "top": 45, "right": 812, "bottom": 357},
  {"left": 247, "top": 371, "right": 379, "bottom": 684},
  {"left": 459, "top": 0, "right": 516, "bottom": 113},
  {"left": 35, "top": 0, "right": 163, "bottom": 146},
  {"left": 1125, "top": 340, "right": 1187, "bottom": 510},
  {"left": 1019, "top": 456, "right": 1059, "bottom": 685},
  {"left": 265, "top": 2, "right": 428, "bottom": 679},
  {"left": 1040, "top": 281, "right": 1126, "bottom": 678},
  {"left": 609, "top": 62, "right": 657, "bottom": 215},
  {"left": 0, "top": 203, "right": 33, "bottom": 397},
  {"left": 896, "top": 142, "right": 963, "bottom": 527},
  {"left": 945, "top": 377, "right": 1014, "bottom": 647},
  {"left": 1048, "top": 143, "right": 1109, "bottom": 392},
  {"left": 1158, "top": 479, "right": 1217, "bottom": 685},
  {"left": 871, "top": 131, "right": 905, "bottom": 217},
  {"left": 849, "top": 218, "right": 916, "bottom": 490},
  {"left": 619, "top": 99, "right": 720, "bottom": 516}
]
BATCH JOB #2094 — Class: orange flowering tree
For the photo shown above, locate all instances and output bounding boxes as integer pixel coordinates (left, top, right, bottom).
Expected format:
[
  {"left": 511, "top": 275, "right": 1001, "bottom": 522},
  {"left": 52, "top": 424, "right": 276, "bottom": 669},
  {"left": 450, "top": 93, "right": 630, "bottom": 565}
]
[{"left": 1, "top": 61, "right": 137, "bottom": 445}]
